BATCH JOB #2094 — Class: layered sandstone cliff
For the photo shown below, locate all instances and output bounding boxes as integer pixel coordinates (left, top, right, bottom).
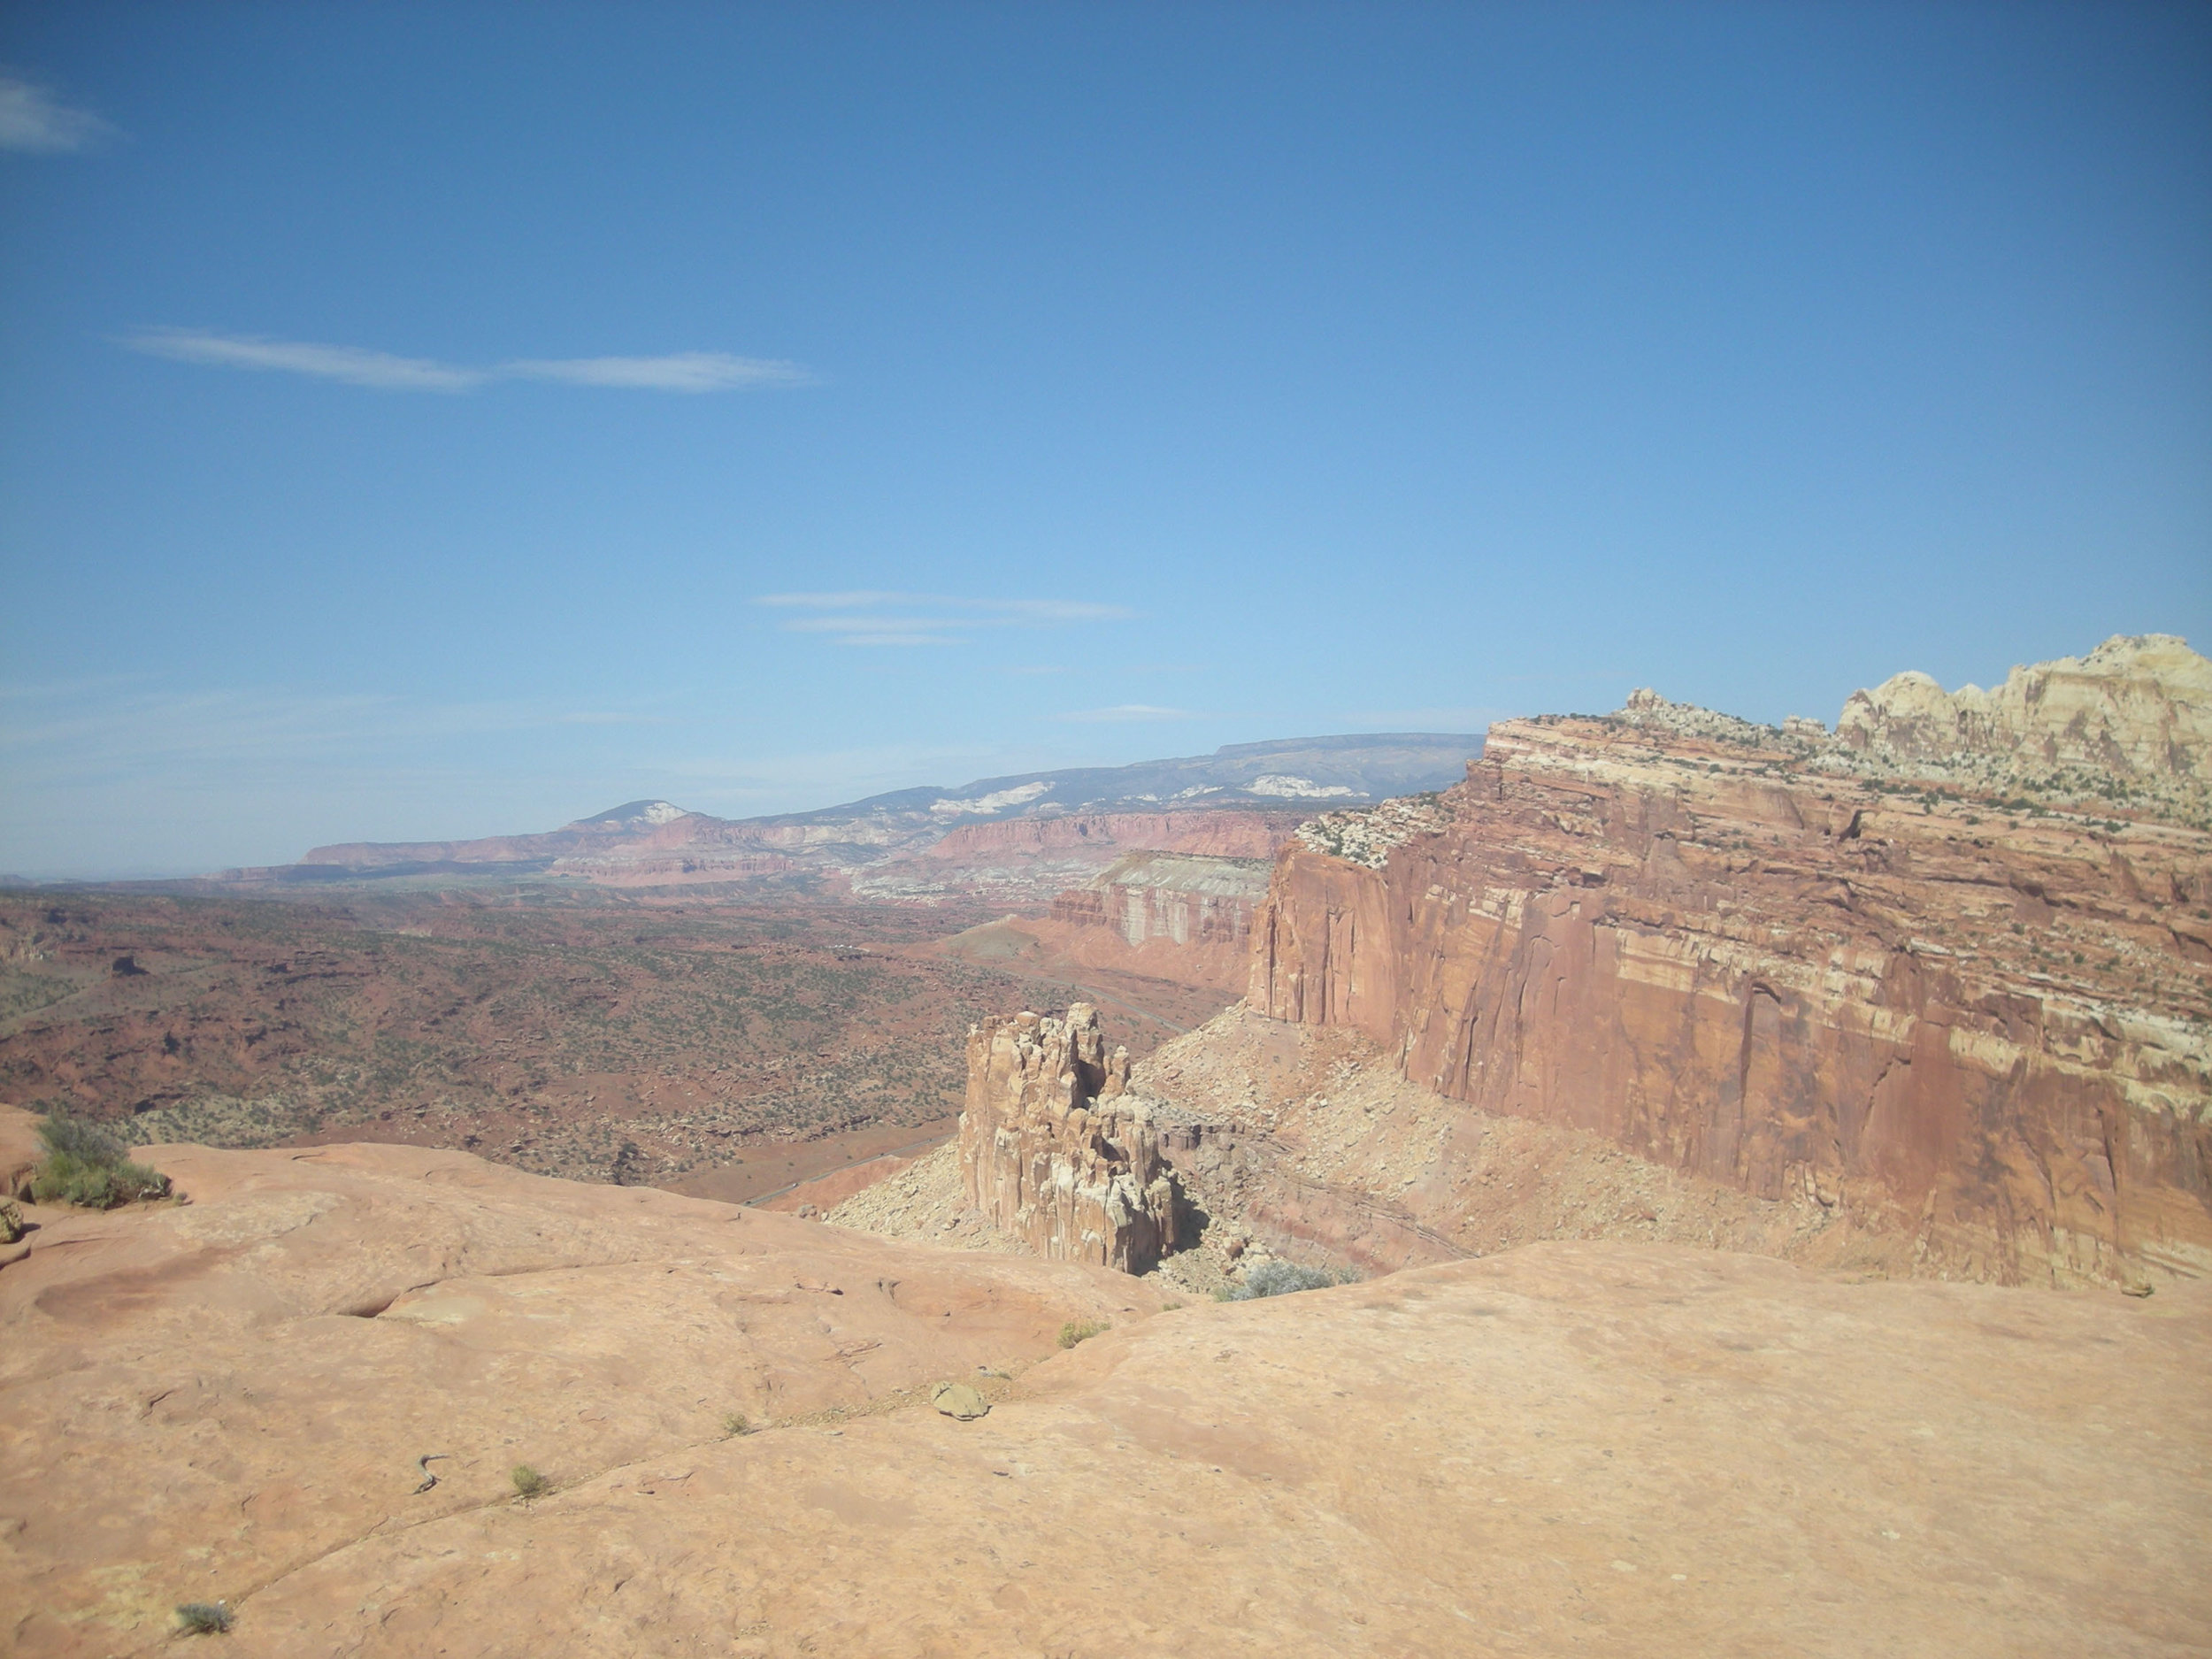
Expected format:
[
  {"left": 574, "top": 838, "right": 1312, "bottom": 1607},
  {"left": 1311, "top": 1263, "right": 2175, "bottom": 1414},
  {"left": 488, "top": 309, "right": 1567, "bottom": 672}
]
[
  {"left": 1250, "top": 636, "right": 2212, "bottom": 1286},
  {"left": 1042, "top": 851, "right": 1273, "bottom": 995},
  {"left": 957, "top": 1004, "right": 1181, "bottom": 1271},
  {"left": 1834, "top": 633, "right": 2211, "bottom": 818}
]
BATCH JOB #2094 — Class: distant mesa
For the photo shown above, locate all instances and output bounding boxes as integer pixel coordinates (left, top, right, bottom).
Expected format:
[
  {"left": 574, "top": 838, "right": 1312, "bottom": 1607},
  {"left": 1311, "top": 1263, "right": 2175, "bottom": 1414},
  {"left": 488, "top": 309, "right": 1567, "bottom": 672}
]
[
  {"left": 570, "top": 799, "right": 693, "bottom": 831},
  {"left": 237, "top": 733, "right": 1486, "bottom": 902}
]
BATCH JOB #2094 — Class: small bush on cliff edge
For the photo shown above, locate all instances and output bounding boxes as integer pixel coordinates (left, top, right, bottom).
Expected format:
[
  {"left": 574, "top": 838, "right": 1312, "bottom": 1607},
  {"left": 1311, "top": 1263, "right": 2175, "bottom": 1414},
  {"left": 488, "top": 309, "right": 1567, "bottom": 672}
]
[
  {"left": 29, "top": 1112, "right": 170, "bottom": 1209},
  {"left": 1057, "top": 1317, "right": 1110, "bottom": 1348},
  {"left": 511, "top": 1463, "right": 549, "bottom": 1502},
  {"left": 1217, "top": 1262, "right": 1359, "bottom": 1302}
]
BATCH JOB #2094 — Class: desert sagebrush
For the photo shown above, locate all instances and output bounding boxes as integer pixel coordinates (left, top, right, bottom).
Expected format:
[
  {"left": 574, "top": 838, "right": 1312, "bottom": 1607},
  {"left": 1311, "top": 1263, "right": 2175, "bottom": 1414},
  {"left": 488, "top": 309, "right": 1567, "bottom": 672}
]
[{"left": 175, "top": 1601, "right": 231, "bottom": 1634}]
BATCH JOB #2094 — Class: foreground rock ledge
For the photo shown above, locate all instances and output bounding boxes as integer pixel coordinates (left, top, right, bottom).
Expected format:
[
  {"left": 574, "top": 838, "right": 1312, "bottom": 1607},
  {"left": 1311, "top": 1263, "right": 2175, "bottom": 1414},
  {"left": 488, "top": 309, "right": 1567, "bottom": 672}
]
[{"left": 3, "top": 1111, "right": 2206, "bottom": 1657}]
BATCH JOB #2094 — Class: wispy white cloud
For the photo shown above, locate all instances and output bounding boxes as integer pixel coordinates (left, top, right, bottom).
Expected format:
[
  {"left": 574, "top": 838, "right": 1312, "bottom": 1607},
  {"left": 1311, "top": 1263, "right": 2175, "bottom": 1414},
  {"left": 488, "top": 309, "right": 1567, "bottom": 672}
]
[
  {"left": 116, "top": 328, "right": 812, "bottom": 395},
  {"left": 1057, "top": 704, "right": 1193, "bottom": 722},
  {"left": 123, "top": 328, "right": 480, "bottom": 391},
  {"left": 504, "top": 353, "right": 810, "bottom": 391},
  {"left": 0, "top": 72, "right": 115, "bottom": 153},
  {"left": 756, "top": 591, "right": 1136, "bottom": 648}
]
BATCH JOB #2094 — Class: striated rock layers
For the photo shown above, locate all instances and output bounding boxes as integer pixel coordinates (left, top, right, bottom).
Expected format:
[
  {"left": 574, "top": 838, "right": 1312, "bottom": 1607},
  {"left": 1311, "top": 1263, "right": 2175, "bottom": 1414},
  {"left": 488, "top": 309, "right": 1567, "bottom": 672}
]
[
  {"left": 926, "top": 810, "right": 1300, "bottom": 864},
  {"left": 958, "top": 1004, "right": 1181, "bottom": 1271},
  {"left": 1045, "top": 851, "right": 1273, "bottom": 995},
  {"left": 1251, "top": 636, "right": 2212, "bottom": 1287},
  {"left": 1836, "top": 633, "right": 2212, "bottom": 821}
]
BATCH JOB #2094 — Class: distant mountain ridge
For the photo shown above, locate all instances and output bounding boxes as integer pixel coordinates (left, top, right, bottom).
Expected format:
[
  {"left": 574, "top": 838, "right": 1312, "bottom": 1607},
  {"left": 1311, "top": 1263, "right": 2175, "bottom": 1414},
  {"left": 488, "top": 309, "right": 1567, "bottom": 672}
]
[
  {"left": 749, "top": 733, "right": 1483, "bottom": 827},
  {"left": 259, "top": 733, "right": 1486, "bottom": 900}
]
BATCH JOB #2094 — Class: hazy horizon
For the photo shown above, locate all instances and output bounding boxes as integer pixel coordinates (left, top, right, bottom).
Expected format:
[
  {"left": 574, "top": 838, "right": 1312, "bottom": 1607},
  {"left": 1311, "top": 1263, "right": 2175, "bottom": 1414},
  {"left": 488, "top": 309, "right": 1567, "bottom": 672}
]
[{"left": 4, "top": 4, "right": 2208, "bottom": 874}]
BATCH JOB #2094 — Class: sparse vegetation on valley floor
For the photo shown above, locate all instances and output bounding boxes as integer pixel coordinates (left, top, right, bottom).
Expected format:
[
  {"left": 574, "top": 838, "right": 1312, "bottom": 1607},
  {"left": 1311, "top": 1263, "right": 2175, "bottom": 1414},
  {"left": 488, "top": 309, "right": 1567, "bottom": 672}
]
[{"left": 0, "top": 889, "right": 1062, "bottom": 1189}]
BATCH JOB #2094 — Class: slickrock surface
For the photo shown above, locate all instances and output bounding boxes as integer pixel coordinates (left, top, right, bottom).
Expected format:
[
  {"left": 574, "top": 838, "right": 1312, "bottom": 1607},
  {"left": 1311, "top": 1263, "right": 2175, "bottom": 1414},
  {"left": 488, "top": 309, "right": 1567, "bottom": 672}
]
[
  {"left": 6, "top": 1102, "right": 2204, "bottom": 1658},
  {"left": 0, "top": 1106, "right": 1159, "bottom": 1657},
  {"left": 958, "top": 1005, "right": 1180, "bottom": 1271},
  {"left": 1252, "top": 638, "right": 2212, "bottom": 1287}
]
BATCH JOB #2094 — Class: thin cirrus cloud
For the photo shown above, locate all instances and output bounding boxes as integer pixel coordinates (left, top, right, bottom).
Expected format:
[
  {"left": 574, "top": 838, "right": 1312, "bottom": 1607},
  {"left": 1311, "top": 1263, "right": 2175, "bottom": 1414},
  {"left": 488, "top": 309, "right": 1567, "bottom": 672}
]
[
  {"left": 756, "top": 591, "right": 1137, "bottom": 648},
  {"left": 117, "top": 327, "right": 813, "bottom": 393},
  {"left": 0, "top": 72, "right": 116, "bottom": 153}
]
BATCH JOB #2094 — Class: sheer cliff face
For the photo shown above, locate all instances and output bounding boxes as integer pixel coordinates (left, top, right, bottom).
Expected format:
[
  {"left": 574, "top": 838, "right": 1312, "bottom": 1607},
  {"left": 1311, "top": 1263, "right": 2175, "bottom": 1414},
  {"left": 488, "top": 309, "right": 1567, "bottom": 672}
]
[
  {"left": 958, "top": 1005, "right": 1179, "bottom": 1272},
  {"left": 1044, "top": 853, "right": 1273, "bottom": 995},
  {"left": 1250, "top": 653, "right": 2212, "bottom": 1287}
]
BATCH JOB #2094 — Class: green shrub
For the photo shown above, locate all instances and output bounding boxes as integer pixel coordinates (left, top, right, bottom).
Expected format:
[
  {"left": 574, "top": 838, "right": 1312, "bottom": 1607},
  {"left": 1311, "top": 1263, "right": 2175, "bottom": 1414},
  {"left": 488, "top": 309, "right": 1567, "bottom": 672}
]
[
  {"left": 37, "top": 1112, "right": 124, "bottom": 1164},
  {"left": 511, "top": 1463, "right": 549, "bottom": 1502},
  {"left": 721, "top": 1412, "right": 750, "bottom": 1437},
  {"left": 175, "top": 1601, "right": 231, "bottom": 1634},
  {"left": 1218, "top": 1261, "right": 1359, "bottom": 1302},
  {"left": 0, "top": 1199, "right": 21, "bottom": 1245},
  {"left": 27, "top": 1113, "right": 170, "bottom": 1209},
  {"left": 1056, "top": 1317, "right": 1109, "bottom": 1348},
  {"left": 30, "top": 1151, "right": 171, "bottom": 1209}
]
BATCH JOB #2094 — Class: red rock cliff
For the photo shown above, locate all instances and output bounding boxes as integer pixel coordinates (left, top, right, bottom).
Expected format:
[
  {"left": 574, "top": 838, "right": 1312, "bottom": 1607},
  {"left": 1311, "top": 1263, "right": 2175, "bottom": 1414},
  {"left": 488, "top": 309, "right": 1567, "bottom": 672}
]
[
  {"left": 1250, "top": 641, "right": 2212, "bottom": 1286},
  {"left": 1043, "top": 852, "right": 1272, "bottom": 995}
]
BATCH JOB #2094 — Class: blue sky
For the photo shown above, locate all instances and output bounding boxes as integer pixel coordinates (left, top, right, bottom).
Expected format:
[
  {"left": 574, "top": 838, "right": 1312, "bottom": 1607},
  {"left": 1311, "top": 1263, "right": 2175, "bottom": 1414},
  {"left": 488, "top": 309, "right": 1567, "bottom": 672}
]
[{"left": 2, "top": 3, "right": 2207, "bottom": 875}]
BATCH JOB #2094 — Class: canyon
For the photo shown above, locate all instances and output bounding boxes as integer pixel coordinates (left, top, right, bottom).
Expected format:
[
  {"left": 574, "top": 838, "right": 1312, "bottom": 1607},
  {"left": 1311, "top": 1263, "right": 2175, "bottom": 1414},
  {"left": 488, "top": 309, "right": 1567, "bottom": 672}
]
[
  {"left": 1044, "top": 851, "right": 1272, "bottom": 995},
  {"left": 848, "top": 636, "right": 2211, "bottom": 1298},
  {"left": 1242, "top": 634, "right": 2212, "bottom": 1288},
  {"left": 4, "top": 635, "right": 2209, "bottom": 1655}
]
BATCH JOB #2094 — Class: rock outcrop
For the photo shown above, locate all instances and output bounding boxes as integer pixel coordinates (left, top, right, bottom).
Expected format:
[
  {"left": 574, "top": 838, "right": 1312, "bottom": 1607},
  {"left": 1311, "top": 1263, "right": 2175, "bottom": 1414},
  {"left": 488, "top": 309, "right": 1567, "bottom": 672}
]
[
  {"left": 1837, "top": 634, "right": 2212, "bottom": 808},
  {"left": 1042, "top": 851, "right": 1273, "bottom": 995},
  {"left": 958, "top": 1005, "right": 1181, "bottom": 1271},
  {"left": 1250, "top": 638, "right": 2212, "bottom": 1287}
]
